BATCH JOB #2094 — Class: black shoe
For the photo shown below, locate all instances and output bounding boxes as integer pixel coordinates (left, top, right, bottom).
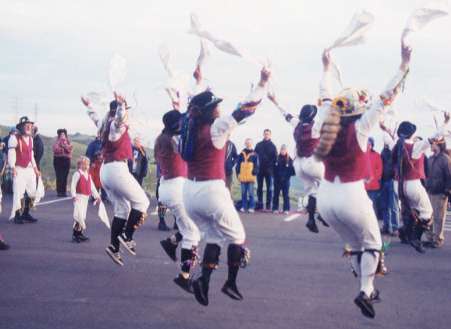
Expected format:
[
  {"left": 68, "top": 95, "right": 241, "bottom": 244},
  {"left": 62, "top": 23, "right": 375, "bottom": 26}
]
[
  {"left": 160, "top": 239, "right": 178, "bottom": 261},
  {"left": 354, "top": 291, "right": 375, "bottom": 319},
  {"left": 221, "top": 281, "right": 243, "bottom": 301},
  {"left": 317, "top": 215, "right": 329, "bottom": 228},
  {"left": 410, "top": 239, "right": 425, "bottom": 254},
  {"left": 192, "top": 276, "right": 209, "bottom": 306},
  {"left": 105, "top": 245, "right": 124, "bottom": 266},
  {"left": 398, "top": 227, "right": 409, "bottom": 244},
  {"left": 173, "top": 274, "right": 193, "bottom": 294},
  {"left": 158, "top": 221, "right": 171, "bottom": 231},
  {"left": 173, "top": 221, "right": 178, "bottom": 230},
  {"left": 306, "top": 218, "right": 319, "bottom": 233},
  {"left": 72, "top": 235, "right": 81, "bottom": 243},
  {"left": 370, "top": 289, "right": 381, "bottom": 303},
  {"left": 14, "top": 215, "right": 24, "bottom": 224},
  {"left": 21, "top": 213, "right": 38, "bottom": 223},
  {"left": 0, "top": 239, "right": 10, "bottom": 250},
  {"left": 118, "top": 233, "right": 136, "bottom": 256},
  {"left": 78, "top": 233, "right": 89, "bottom": 242}
]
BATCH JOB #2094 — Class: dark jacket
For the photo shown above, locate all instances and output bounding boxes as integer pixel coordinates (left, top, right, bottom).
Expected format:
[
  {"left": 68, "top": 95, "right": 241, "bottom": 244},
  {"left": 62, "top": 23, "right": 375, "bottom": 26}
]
[
  {"left": 33, "top": 134, "right": 44, "bottom": 168},
  {"left": 426, "top": 151, "right": 451, "bottom": 195},
  {"left": 225, "top": 141, "right": 238, "bottom": 176},
  {"left": 381, "top": 146, "right": 394, "bottom": 182},
  {"left": 255, "top": 139, "right": 277, "bottom": 175},
  {"left": 236, "top": 148, "right": 259, "bottom": 178},
  {"left": 273, "top": 154, "right": 295, "bottom": 185},
  {"left": 85, "top": 138, "right": 103, "bottom": 163},
  {"left": 128, "top": 146, "right": 149, "bottom": 179}
]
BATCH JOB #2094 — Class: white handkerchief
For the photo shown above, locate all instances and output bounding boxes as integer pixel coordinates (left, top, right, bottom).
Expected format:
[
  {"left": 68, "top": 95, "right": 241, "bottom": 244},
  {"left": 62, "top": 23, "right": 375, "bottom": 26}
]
[{"left": 98, "top": 202, "right": 111, "bottom": 229}]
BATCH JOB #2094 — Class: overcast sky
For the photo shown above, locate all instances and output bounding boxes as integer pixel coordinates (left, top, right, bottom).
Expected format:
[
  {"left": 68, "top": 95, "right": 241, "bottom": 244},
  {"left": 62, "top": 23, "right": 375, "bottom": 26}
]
[{"left": 1, "top": 0, "right": 450, "bottom": 152}]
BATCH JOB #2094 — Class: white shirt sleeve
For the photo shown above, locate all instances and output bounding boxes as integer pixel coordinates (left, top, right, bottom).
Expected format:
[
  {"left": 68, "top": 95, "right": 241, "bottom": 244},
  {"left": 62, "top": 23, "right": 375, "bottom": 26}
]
[
  {"left": 109, "top": 105, "right": 128, "bottom": 142},
  {"left": 383, "top": 131, "right": 396, "bottom": 151},
  {"left": 411, "top": 140, "right": 430, "bottom": 159},
  {"left": 288, "top": 117, "right": 300, "bottom": 128},
  {"left": 30, "top": 138, "right": 36, "bottom": 168},
  {"left": 70, "top": 171, "right": 80, "bottom": 198},
  {"left": 210, "top": 115, "right": 239, "bottom": 149},
  {"left": 355, "top": 99, "right": 385, "bottom": 151},
  {"left": 87, "top": 108, "right": 101, "bottom": 129},
  {"left": 319, "top": 69, "right": 334, "bottom": 100},
  {"left": 312, "top": 101, "right": 332, "bottom": 140},
  {"left": 7, "top": 135, "right": 18, "bottom": 168}
]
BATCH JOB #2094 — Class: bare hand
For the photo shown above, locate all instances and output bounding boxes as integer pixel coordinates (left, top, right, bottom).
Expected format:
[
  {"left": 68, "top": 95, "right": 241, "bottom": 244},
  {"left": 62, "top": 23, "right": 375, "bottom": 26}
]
[
  {"left": 379, "top": 122, "right": 388, "bottom": 132},
  {"left": 259, "top": 67, "right": 271, "bottom": 86},
  {"left": 12, "top": 167, "right": 17, "bottom": 177},
  {"left": 193, "top": 65, "right": 202, "bottom": 82},
  {"left": 322, "top": 49, "right": 331, "bottom": 71},
  {"left": 114, "top": 92, "right": 126, "bottom": 105},
  {"left": 94, "top": 197, "right": 101, "bottom": 205},
  {"left": 34, "top": 167, "right": 41, "bottom": 177},
  {"left": 81, "top": 96, "right": 91, "bottom": 108},
  {"left": 73, "top": 196, "right": 79, "bottom": 202},
  {"left": 400, "top": 42, "right": 412, "bottom": 71},
  {"left": 444, "top": 111, "right": 450, "bottom": 124}
]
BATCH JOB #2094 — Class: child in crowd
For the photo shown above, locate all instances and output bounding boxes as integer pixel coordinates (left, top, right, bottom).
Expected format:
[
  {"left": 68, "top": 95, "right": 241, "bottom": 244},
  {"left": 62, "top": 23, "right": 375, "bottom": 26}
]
[
  {"left": 272, "top": 145, "right": 295, "bottom": 214},
  {"left": 70, "top": 156, "right": 101, "bottom": 243},
  {"left": 236, "top": 138, "right": 259, "bottom": 213}
]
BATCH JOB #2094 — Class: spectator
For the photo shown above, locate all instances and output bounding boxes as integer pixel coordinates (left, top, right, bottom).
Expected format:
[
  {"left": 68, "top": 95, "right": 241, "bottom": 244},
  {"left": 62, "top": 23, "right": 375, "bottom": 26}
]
[
  {"left": 128, "top": 137, "right": 149, "bottom": 186},
  {"left": 379, "top": 139, "right": 399, "bottom": 236},
  {"left": 255, "top": 129, "right": 277, "bottom": 211},
  {"left": 85, "top": 136, "right": 102, "bottom": 163},
  {"left": 236, "top": 138, "right": 259, "bottom": 213},
  {"left": 272, "top": 145, "right": 295, "bottom": 214},
  {"left": 53, "top": 128, "right": 73, "bottom": 197},
  {"left": 425, "top": 140, "right": 451, "bottom": 248},
  {"left": 2, "top": 128, "right": 17, "bottom": 194},
  {"left": 225, "top": 140, "right": 238, "bottom": 192},
  {"left": 32, "top": 126, "right": 44, "bottom": 170},
  {"left": 365, "top": 137, "right": 382, "bottom": 219}
]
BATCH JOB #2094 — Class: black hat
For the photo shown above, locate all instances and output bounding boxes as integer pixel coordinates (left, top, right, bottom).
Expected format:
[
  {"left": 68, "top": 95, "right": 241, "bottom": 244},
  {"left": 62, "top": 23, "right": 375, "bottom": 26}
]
[
  {"left": 188, "top": 90, "right": 222, "bottom": 113},
  {"left": 16, "top": 116, "right": 34, "bottom": 130},
  {"left": 110, "top": 100, "right": 118, "bottom": 111},
  {"left": 397, "top": 121, "right": 416, "bottom": 139},
  {"left": 299, "top": 104, "right": 317, "bottom": 123},
  {"left": 162, "top": 110, "right": 183, "bottom": 133},
  {"left": 57, "top": 128, "right": 68, "bottom": 136}
]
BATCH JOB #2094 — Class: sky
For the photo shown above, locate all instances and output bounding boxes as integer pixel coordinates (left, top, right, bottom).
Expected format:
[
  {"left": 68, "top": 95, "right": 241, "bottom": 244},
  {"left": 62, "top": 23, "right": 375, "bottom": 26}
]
[{"left": 1, "top": 0, "right": 451, "bottom": 153}]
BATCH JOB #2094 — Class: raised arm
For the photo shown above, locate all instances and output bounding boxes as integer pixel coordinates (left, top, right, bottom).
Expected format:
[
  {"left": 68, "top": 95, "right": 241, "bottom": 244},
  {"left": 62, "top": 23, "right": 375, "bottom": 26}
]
[
  {"left": 267, "top": 91, "right": 299, "bottom": 128},
  {"left": 211, "top": 68, "right": 271, "bottom": 149},
  {"left": 355, "top": 43, "right": 412, "bottom": 150},
  {"left": 412, "top": 112, "right": 451, "bottom": 159},
  {"left": 109, "top": 93, "right": 128, "bottom": 142},
  {"left": 81, "top": 97, "right": 102, "bottom": 129}
]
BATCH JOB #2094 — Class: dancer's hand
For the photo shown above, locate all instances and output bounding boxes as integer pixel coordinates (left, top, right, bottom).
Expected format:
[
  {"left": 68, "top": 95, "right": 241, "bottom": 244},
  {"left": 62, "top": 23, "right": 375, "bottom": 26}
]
[
  {"left": 444, "top": 111, "right": 450, "bottom": 124},
  {"left": 267, "top": 91, "right": 277, "bottom": 105},
  {"left": 33, "top": 167, "right": 41, "bottom": 177},
  {"left": 193, "top": 65, "right": 202, "bottom": 82},
  {"left": 81, "top": 96, "right": 91, "bottom": 109},
  {"left": 73, "top": 196, "right": 79, "bottom": 202},
  {"left": 12, "top": 167, "right": 17, "bottom": 177},
  {"left": 94, "top": 197, "right": 101, "bottom": 205},
  {"left": 400, "top": 42, "right": 412, "bottom": 72},
  {"left": 258, "top": 67, "right": 271, "bottom": 87},
  {"left": 114, "top": 92, "right": 127, "bottom": 106},
  {"left": 322, "top": 49, "right": 331, "bottom": 71}
]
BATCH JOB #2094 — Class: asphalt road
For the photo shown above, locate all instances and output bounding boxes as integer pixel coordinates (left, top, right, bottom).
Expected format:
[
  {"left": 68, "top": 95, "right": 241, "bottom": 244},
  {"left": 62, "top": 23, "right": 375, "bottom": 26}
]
[{"left": 1, "top": 192, "right": 450, "bottom": 329}]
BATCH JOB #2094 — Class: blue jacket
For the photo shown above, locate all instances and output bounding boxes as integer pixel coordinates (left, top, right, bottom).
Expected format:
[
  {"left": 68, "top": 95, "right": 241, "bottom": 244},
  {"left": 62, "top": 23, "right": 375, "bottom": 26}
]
[{"left": 273, "top": 154, "right": 295, "bottom": 185}]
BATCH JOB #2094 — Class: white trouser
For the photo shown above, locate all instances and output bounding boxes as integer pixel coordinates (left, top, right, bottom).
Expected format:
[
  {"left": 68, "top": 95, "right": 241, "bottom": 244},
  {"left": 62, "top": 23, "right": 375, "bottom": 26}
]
[
  {"left": 10, "top": 166, "right": 37, "bottom": 219},
  {"left": 317, "top": 179, "right": 382, "bottom": 296},
  {"left": 159, "top": 177, "right": 201, "bottom": 249},
  {"left": 293, "top": 156, "right": 324, "bottom": 197},
  {"left": 395, "top": 179, "right": 433, "bottom": 220},
  {"left": 183, "top": 179, "right": 245, "bottom": 245},
  {"left": 100, "top": 161, "right": 149, "bottom": 219},
  {"left": 73, "top": 194, "right": 89, "bottom": 230},
  {"left": 317, "top": 179, "right": 382, "bottom": 251}
]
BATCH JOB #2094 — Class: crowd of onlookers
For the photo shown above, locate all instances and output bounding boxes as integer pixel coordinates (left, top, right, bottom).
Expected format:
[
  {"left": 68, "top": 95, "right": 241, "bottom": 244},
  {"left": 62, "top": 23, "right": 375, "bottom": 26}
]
[
  {"left": 1, "top": 125, "right": 450, "bottom": 249},
  {"left": 364, "top": 135, "right": 451, "bottom": 249}
]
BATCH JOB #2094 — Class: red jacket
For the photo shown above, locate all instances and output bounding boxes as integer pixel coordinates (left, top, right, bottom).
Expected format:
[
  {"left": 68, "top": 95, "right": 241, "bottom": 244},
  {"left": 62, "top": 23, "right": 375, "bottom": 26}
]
[{"left": 365, "top": 149, "right": 383, "bottom": 191}]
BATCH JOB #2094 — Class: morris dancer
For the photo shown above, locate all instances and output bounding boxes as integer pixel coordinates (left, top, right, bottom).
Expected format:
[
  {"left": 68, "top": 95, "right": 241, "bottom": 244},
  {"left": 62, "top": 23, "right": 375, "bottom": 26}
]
[
  {"left": 8, "top": 116, "right": 40, "bottom": 224},
  {"left": 180, "top": 67, "right": 270, "bottom": 306},
  {"left": 82, "top": 95, "right": 150, "bottom": 265},
  {"left": 267, "top": 93, "right": 329, "bottom": 232},
  {"left": 387, "top": 117, "right": 448, "bottom": 253},
  {"left": 70, "top": 156, "right": 101, "bottom": 243},
  {"left": 156, "top": 110, "right": 201, "bottom": 293},
  {"left": 314, "top": 43, "right": 411, "bottom": 319}
]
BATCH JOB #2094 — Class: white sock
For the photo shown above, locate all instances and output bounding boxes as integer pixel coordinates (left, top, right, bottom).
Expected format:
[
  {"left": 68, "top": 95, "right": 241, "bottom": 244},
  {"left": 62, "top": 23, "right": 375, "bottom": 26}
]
[{"left": 360, "top": 251, "right": 379, "bottom": 297}]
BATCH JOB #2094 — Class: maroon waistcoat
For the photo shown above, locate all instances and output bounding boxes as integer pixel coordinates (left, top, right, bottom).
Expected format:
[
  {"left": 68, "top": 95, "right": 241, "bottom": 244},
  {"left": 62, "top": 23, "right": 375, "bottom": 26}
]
[
  {"left": 16, "top": 136, "right": 33, "bottom": 168},
  {"left": 324, "top": 123, "right": 370, "bottom": 183},
  {"left": 76, "top": 171, "right": 92, "bottom": 196},
  {"left": 103, "top": 125, "right": 132, "bottom": 163},
  {"left": 187, "top": 124, "right": 226, "bottom": 181},
  {"left": 294, "top": 122, "right": 320, "bottom": 158},
  {"left": 155, "top": 133, "right": 187, "bottom": 179},
  {"left": 399, "top": 143, "right": 425, "bottom": 181}
]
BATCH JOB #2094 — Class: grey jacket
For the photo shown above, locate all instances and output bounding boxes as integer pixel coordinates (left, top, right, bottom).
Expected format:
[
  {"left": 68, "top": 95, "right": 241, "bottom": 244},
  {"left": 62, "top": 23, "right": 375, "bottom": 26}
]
[{"left": 426, "top": 151, "right": 451, "bottom": 195}]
